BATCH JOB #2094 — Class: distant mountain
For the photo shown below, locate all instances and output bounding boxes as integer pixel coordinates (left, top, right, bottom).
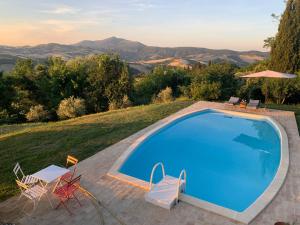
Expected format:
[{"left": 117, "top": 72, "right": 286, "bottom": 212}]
[
  {"left": 75, "top": 37, "right": 146, "bottom": 52},
  {"left": 0, "top": 37, "right": 268, "bottom": 73}
]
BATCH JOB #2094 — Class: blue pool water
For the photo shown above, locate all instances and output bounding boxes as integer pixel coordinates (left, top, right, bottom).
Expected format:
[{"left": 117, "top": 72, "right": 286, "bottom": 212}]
[{"left": 119, "top": 109, "right": 281, "bottom": 212}]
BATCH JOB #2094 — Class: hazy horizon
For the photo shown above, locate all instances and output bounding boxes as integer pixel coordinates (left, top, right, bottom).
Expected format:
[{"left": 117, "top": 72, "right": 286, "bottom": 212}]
[
  {"left": 0, "top": 0, "right": 286, "bottom": 51},
  {"left": 0, "top": 36, "right": 271, "bottom": 52}
]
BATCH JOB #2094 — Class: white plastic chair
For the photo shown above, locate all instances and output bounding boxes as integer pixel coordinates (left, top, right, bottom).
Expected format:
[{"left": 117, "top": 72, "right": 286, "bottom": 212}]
[
  {"left": 13, "top": 162, "right": 38, "bottom": 186},
  {"left": 16, "top": 178, "right": 53, "bottom": 215}
]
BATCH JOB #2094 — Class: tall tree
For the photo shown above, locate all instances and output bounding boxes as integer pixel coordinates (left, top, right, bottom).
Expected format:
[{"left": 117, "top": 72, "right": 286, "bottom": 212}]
[
  {"left": 269, "top": 0, "right": 300, "bottom": 73},
  {"left": 0, "top": 71, "right": 15, "bottom": 110},
  {"left": 9, "top": 59, "right": 37, "bottom": 118},
  {"left": 190, "top": 63, "right": 239, "bottom": 101},
  {"left": 85, "top": 54, "right": 131, "bottom": 111}
]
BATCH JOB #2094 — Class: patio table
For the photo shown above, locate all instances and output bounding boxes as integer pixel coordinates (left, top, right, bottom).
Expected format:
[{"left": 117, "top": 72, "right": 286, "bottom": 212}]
[
  {"left": 32, "top": 165, "right": 70, "bottom": 191},
  {"left": 31, "top": 165, "right": 70, "bottom": 208}
]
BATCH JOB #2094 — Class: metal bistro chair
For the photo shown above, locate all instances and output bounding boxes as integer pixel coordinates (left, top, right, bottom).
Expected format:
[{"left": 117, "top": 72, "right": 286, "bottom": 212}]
[
  {"left": 16, "top": 177, "right": 53, "bottom": 215},
  {"left": 53, "top": 175, "right": 82, "bottom": 215},
  {"left": 60, "top": 155, "right": 79, "bottom": 183},
  {"left": 13, "top": 163, "right": 39, "bottom": 188}
]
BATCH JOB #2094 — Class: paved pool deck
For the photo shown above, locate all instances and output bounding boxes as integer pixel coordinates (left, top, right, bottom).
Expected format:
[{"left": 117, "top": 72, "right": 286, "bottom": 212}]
[{"left": 1, "top": 101, "right": 300, "bottom": 225}]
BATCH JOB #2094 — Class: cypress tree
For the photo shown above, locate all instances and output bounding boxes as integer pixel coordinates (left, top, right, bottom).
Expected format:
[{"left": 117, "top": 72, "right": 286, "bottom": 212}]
[{"left": 269, "top": 0, "right": 300, "bottom": 73}]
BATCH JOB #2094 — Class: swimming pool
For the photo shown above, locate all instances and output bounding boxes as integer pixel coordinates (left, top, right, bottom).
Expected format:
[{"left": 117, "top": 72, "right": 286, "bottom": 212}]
[{"left": 108, "top": 108, "right": 289, "bottom": 223}]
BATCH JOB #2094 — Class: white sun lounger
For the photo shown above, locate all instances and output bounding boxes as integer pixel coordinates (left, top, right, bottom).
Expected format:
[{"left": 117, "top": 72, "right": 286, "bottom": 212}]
[
  {"left": 247, "top": 99, "right": 260, "bottom": 109},
  {"left": 225, "top": 97, "right": 240, "bottom": 106}
]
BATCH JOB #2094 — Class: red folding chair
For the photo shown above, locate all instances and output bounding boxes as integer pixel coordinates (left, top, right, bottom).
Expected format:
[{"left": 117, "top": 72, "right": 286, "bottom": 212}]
[
  {"left": 61, "top": 155, "right": 78, "bottom": 183},
  {"left": 53, "top": 175, "right": 82, "bottom": 215}
]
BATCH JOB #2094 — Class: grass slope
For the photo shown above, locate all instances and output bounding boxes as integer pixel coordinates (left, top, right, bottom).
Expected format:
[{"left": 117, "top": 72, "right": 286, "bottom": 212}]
[{"left": 0, "top": 100, "right": 194, "bottom": 201}]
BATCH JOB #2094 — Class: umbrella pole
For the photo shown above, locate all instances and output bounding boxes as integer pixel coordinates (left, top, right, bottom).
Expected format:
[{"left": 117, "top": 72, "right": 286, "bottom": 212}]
[
  {"left": 264, "top": 78, "right": 269, "bottom": 104},
  {"left": 265, "top": 86, "right": 269, "bottom": 104},
  {"left": 247, "top": 79, "right": 251, "bottom": 100}
]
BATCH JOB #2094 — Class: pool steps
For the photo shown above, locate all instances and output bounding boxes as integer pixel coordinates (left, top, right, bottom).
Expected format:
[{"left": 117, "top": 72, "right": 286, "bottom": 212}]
[{"left": 145, "top": 163, "right": 186, "bottom": 210}]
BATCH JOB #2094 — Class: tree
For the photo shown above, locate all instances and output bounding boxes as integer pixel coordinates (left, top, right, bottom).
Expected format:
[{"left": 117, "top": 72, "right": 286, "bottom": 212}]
[
  {"left": 85, "top": 54, "right": 131, "bottom": 111},
  {"left": 263, "top": 37, "right": 275, "bottom": 49},
  {"left": 267, "top": 79, "right": 296, "bottom": 104},
  {"left": 10, "top": 59, "right": 37, "bottom": 120},
  {"left": 32, "top": 64, "right": 52, "bottom": 107},
  {"left": 269, "top": 0, "right": 300, "bottom": 73},
  {"left": 190, "top": 63, "right": 239, "bottom": 101},
  {"left": 191, "top": 81, "right": 221, "bottom": 100},
  {"left": 47, "top": 57, "right": 70, "bottom": 107},
  {"left": 66, "top": 57, "right": 89, "bottom": 99},
  {"left": 0, "top": 71, "right": 15, "bottom": 111},
  {"left": 12, "top": 59, "right": 34, "bottom": 79},
  {"left": 132, "top": 66, "right": 190, "bottom": 104}
]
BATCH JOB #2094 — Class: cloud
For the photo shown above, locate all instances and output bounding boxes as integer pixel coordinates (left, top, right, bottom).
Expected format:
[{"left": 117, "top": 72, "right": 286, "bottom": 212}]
[
  {"left": 41, "top": 4, "right": 79, "bottom": 14},
  {"left": 40, "top": 19, "right": 101, "bottom": 33},
  {"left": 128, "top": 0, "right": 157, "bottom": 11}
]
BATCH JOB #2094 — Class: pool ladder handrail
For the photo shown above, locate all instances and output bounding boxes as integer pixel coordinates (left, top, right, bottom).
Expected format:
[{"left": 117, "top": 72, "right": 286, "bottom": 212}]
[
  {"left": 177, "top": 169, "right": 187, "bottom": 203},
  {"left": 149, "top": 162, "right": 165, "bottom": 191},
  {"left": 149, "top": 162, "right": 187, "bottom": 203}
]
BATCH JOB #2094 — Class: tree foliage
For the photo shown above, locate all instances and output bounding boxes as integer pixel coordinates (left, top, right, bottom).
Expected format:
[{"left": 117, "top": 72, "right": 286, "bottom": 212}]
[
  {"left": 133, "top": 66, "right": 190, "bottom": 104},
  {"left": 270, "top": 0, "right": 300, "bottom": 73},
  {"left": 263, "top": 37, "right": 275, "bottom": 49},
  {"left": 191, "top": 81, "right": 221, "bottom": 100},
  {"left": 0, "top": 54, "right": 132, "bottom": 123},
  {"left": 57, "top": 96, "right": 86, "bottom": 120},
  {"left": 154, "top": 87, "right": 174, "bottom": 103},
  {"left": 26, "top": 105, "right": 50, "bottom": 122},
  {"left": 84, "top": 55, "right": 131, "bottom": 112},
  {"left": 190, "top": 63, "right": 239, "bottom": 101},
  {"left": 1, "top": 50, "right": 300, "bottom": 125}
]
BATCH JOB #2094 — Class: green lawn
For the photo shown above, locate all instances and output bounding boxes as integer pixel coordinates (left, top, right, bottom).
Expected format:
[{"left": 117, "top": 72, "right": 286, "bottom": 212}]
[
  {"left": 0, "top": 100, "right": 194, "bottom": 202},
  {"left": 266, "top": 104, "right": 300, "bottom": 132}
]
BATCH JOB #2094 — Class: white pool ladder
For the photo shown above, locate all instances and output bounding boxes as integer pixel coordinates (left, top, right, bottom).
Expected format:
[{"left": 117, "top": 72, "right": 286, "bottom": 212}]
[{"left": 145, "top": 162, "right": 186, "bottom": 210}]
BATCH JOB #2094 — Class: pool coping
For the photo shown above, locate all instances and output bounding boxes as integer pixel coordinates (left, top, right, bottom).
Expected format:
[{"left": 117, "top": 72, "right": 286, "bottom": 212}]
[{"left": 107, "top": 108, "right": 289, "bottom": 224}]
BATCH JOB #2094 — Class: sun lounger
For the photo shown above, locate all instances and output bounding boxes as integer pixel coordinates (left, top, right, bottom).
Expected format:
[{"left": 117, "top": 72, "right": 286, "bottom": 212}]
[
  {"left": 225, "top": 97, "right": 240, "bottom": 106},
  {"left": 247, "top": 99, "right": 260, "bottom": 109}
]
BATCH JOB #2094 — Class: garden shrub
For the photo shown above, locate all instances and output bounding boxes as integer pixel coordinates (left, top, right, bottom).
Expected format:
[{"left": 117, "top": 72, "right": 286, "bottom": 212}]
[
  {"left": 154, "top": 87, "right": 174, "bottom": 103},
  {"left": 121, "top": 95, "right": 133, "bottom": 108},
  {"left": 0, "top": 109, "right": 10, "bottom": 124},
  {"left": 57, "top": 96, "right": 86, "bottom": 119},
  {"left": 108, "top": 101, "right": 119, "bottom": 111},
  {"left": 26, "top": 105, "right": 50, "bottom": 122}
]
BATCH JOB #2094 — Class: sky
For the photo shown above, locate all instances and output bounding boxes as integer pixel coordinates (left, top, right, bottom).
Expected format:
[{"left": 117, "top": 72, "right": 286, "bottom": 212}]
[{"left": 0, "top": 0, "right": 286, "bottom": 51}]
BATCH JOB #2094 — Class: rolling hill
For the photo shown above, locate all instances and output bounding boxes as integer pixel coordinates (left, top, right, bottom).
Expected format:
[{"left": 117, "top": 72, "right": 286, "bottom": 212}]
[{"left": 0, "top": 37, "right": 268, "bottom": 73}]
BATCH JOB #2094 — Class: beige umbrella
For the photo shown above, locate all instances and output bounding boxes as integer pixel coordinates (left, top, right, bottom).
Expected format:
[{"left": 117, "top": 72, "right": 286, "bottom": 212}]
[
  {"left": 241, "top": 70, "right": 297, "bottom": 103},
  {"left": 241, "top": 70, "right": 297, "bottom": 79}
]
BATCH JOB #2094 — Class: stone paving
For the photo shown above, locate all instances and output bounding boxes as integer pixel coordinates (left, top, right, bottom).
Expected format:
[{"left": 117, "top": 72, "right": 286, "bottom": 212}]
[{"left": 1, "top": 101, "right": 300, "bottom": 225}]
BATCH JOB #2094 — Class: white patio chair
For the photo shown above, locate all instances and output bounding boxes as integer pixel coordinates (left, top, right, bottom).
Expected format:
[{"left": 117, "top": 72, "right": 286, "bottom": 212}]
[
  {"left": 13, "top": 162, "right": 39, "bottom": 187},
  {"left": 16, "top": 178, "right": 53, "bottom": 215}
]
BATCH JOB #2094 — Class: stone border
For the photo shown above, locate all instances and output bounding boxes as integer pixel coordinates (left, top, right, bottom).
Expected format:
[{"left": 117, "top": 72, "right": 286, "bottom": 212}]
[{"left": 108, "top": 107, "right": 289, "bottom": 224}]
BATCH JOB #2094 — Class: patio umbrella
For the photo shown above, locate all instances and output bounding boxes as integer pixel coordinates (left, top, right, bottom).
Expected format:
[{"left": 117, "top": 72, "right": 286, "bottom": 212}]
[
  {"left": 240, "top": 70, "right": 297, "bottom": 103},
  {"left": 241, "top": 70, "right": 297, "bottom": 79}
]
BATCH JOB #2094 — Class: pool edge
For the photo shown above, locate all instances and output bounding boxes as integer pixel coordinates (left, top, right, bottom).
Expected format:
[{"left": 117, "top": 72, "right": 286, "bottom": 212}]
[{"left": 107, "top": 108, "right": 289, "bottom": 224}]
